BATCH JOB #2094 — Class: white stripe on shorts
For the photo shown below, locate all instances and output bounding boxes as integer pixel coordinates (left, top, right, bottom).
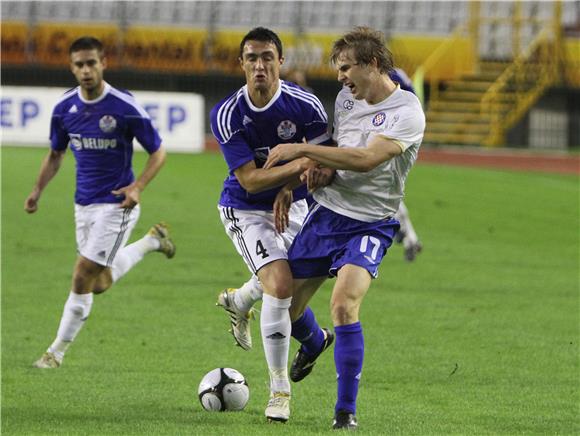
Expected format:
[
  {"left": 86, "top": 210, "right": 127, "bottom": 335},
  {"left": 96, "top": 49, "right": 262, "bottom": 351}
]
[{"left": 223, "top": 207, "right": 258, "bottom": 273}]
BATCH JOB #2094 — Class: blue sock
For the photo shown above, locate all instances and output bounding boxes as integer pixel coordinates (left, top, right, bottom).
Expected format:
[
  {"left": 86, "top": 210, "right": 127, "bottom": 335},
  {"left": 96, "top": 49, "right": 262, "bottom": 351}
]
[
  {"left": 291, "top": 307, "right": 325, "bottom": 356},
  {"left": 334, "top": 322, "right": 364, "bottom": 415}
]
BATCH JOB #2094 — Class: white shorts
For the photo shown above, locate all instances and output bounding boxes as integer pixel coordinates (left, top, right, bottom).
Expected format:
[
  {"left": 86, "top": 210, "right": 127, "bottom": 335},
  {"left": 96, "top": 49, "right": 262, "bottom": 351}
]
[
  {"left": 75, "top": 203, "right": 141, "bottom": 267},
  {"left": 218, "top": 200, "right": 308, "bottom": 274}
]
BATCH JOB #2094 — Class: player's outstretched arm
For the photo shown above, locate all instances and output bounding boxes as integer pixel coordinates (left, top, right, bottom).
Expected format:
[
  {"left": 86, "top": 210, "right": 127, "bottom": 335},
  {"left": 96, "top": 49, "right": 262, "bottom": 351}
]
[
  {"left": 234, "top": 156, "right": 316, "bottom": 194},
  {"left": 24, "top": 149, "right": 66, "bottom": 214},
  {"left": 112, "top": 146, "right": 166, "bottom": 209},
  {"left": 264, "top": 137, "right": 402, "bottom": 172}
]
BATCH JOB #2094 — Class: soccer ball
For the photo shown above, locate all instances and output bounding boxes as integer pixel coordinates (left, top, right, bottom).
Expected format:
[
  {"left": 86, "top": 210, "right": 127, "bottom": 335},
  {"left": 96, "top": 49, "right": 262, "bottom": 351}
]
[{"left": 198, "top": 368, "right": 249, "bottom": 412}]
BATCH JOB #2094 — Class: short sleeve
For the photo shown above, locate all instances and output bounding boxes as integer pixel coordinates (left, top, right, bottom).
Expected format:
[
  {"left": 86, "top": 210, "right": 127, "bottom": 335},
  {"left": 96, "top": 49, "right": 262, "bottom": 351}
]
[
  {"left": 302, "top": 94, "right": 330, "bottom": 145},
  {"left": 49, "top": 106, "right": 69, "bottom": 151},
  {"left": 371, "top": 108, "right": 425, "bottom": 151},
  {"left": 210, "top": 103, "right": 254, "bottom": 174},
  {"left": 127, "top": 116, "right": 162, "bottom": 154}
]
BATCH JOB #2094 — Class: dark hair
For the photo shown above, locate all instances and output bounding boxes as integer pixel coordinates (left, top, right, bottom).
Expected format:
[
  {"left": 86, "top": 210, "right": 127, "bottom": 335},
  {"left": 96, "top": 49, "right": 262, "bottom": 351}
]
[
  {"left": 239, "top": 27, "right": 283, "bottom": 59},
  {"left": 69, "top": 36, "right": 104, "bottom": 56},
  {"left": 330, "top": 26, "right": 394, "bottom": 74}
]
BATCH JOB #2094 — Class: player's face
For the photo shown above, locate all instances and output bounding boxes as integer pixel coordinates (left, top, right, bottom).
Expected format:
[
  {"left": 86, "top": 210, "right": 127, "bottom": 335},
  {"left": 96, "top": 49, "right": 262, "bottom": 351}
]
[
  {"left": 240, "top": 41, "right": 283, "bottom": 92},
  {"left": 335, "top": 50, "right": 372, "bottom": 100},
  {"left": 70, "top": 49, "right": 106, "bottom": 97}
]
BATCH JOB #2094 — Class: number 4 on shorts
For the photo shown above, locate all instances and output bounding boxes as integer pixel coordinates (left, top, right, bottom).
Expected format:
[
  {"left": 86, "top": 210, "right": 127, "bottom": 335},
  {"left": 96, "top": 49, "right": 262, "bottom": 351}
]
[{"left": 256, "top": 240, "right": 269, "bottom": 259}]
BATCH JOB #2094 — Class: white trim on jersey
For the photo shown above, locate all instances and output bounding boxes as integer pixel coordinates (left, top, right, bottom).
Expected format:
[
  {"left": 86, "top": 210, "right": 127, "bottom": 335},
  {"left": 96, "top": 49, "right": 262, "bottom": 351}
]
[
  {"left": 216, "top": 89, "right": 244, "bottom": 143},
  {"left": 308, "top": 131, "right": 332, "bottom": 145},
  {"left": 109, "top": 86, "right": 151, "bottom": 119},
  {"left": 55, "top": 87, "right": 79, "bottom": 106},
  {"left": 281, "top": 83, "right": 327, "bottom": 122},
  {"left": 77, "top": 82, "right": 111, "bottom": 105},
  {"left": 242, "top": 80, "right": 283, "bottom": 112}
]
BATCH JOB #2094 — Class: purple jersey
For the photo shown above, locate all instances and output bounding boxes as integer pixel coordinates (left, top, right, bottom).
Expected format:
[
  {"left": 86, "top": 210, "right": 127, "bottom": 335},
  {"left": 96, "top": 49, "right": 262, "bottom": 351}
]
[
  {"left": 389, "top": 68, "right": 415, "bottom": 94},
  {"left": 211, "top": 80, "right": 331, "bottom": 211},
  {"left": 50, "top": 82, "right": 162, "bottom": 205}
]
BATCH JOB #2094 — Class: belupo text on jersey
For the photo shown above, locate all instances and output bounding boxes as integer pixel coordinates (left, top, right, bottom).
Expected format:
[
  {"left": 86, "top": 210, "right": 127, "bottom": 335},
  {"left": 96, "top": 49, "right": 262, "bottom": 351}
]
[{"left": 68, "top": 133, "right": 117, "bottom": 150}]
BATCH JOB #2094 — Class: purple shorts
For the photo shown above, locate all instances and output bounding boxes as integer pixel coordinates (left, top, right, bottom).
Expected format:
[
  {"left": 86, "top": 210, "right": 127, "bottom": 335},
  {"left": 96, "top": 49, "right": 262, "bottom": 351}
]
[{"left": 288, "top": 202, "right": 399, "bottom": 279}]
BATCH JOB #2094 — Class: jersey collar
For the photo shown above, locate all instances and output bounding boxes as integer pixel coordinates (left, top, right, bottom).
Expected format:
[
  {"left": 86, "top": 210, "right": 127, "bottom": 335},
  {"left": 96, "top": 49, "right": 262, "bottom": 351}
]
[
  {"left": 77, "top": 82, "right": 111, "bottom": 104},
  {"left": 242, "top": 79, "right": 282, "bottom": 112}
]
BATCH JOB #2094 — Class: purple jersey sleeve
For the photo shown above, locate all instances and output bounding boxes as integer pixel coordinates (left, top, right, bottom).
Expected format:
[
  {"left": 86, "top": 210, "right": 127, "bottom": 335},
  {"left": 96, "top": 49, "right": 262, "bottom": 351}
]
[
  {"left": 302, "top": 93, "right": 332, "bottom": 145},
  {"left": 49, "top": 105, "right": 69, "bottom": 151},
  {"left": 210, "top": 99, "right": 254, "bottom": 174},
  {"left": 126, "top": 116, "right": 162, "bottom": 154},
  {"left": 119, "top": 94, "right": 162, "bottom": 153}
]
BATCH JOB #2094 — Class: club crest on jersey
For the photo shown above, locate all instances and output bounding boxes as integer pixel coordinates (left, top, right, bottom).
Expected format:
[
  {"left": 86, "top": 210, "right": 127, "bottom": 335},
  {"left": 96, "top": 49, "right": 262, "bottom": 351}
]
[
  {"left": 372, "top": 112, "right": 386, "bottom": 126},
  {"left": 99, "top": 115, "right": 117, "bottom": 133},
  {"left": 343, "top": 100, "right": 354, "bottom": 110},
  {"left": 277, "top": 120, "right": 297, "bottom": 140}
]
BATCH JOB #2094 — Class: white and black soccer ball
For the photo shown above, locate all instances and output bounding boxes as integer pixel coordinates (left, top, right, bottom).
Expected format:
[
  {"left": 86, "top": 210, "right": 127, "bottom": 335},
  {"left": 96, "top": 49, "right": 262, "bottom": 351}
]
[{"left": 197, "top": 368, "right": 249, "bottom": 412}]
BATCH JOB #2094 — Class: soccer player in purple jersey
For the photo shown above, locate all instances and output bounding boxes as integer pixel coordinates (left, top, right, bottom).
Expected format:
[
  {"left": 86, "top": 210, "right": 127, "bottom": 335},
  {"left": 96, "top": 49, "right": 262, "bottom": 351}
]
[
  {"left": 24, "top": 37, "right": 175, "bottom": 369},
  {"left": 388, "top": 68, "right": 423, "bottom": 261},
  {"left": 264, "top": 27, "right": 425, "bottom": 430},
  {"left": 211, "top": 27, "right": 335, "bottom": 422}
]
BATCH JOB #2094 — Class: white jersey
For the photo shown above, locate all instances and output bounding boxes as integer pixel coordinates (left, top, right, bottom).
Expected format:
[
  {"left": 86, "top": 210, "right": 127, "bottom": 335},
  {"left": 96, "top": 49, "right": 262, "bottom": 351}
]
[{"left": 313, "top": 85, "right": 425, "bottom": 222}]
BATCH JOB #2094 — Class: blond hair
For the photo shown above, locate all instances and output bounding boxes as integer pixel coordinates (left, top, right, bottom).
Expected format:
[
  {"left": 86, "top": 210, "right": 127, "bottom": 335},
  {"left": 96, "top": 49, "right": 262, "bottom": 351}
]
[{"left": 330, "top": 26, "right": 394, "bottom": 74}]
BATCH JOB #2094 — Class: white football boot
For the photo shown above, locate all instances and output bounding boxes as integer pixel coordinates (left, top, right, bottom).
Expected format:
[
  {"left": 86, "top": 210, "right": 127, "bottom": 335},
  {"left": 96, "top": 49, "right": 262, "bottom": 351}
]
[
  {"left": 33, "top": 352, "right": 61, "bottom": 369},
  {"left": 217, "top": 288, "right": 255, "bottom": 350},
  {"left": 265, "top": 392, "right": 290, "bottom": 423}
]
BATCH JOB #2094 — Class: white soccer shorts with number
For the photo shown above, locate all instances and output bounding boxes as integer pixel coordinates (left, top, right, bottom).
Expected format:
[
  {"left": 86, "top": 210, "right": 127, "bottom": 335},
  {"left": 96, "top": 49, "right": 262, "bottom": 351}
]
[{"left": 218, "top": 199, "right": 308, "bottom": 274}]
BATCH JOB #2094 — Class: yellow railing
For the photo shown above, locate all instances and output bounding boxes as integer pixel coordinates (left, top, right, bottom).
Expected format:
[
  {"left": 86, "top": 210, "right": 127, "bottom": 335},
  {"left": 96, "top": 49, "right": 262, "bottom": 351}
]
[
  {"left": 412, "top": 23, "right": 473, "bottom": 103},
  {"left": 480, "top": 28, "right": 560, "bottom": 146}
]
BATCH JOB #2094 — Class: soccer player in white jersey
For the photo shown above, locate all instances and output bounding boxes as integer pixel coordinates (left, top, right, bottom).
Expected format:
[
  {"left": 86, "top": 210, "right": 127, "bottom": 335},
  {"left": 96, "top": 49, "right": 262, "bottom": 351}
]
[
  {"left": 24, "top": 37, "right": 175, "bottom": 369},
  {"left": 264, "top": 27, "right": 426, "bottom": 430},
  {"left": 210, "top": 27, "right": 335, "bottom": 422}
]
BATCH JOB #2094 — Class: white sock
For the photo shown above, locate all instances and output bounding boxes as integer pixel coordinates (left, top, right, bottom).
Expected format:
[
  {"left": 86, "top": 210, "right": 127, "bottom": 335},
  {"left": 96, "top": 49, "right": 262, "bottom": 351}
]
[
  {"left": 48, "top": 291, "right": 94, "bottom": 360},
  {"left": 111, "top": 236, "right": 159, "bottom": 282},
  {"left": 395, "top": 201, "right": 419, "bottom": 247},
  {"left": 234, "top": 275, "right": 263, "bottom": 312},
  {"left": 261, "top": 294, "right": 292, "bottom": 394}
]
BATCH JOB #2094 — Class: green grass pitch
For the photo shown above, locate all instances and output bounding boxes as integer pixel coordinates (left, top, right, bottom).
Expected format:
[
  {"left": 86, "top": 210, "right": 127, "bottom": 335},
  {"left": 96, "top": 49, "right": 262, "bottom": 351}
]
[{"left": 2, "top": 146, "right": 578, "bottom": 435}]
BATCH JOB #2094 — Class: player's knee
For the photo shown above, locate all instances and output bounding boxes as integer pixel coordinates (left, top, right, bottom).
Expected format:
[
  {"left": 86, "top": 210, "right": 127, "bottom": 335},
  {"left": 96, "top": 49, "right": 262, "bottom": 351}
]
[
  {"left": 264, "top": 280, "right": 293, "bottom": 299},
  {"left": 73, "top": 258, "right": 105, "bottom": 292},
  {"left": 92, "top": 270, "right": 113, "bottom": 294},
  {"left": 330, "top": 297, "right": 359, "bottom": 325}
]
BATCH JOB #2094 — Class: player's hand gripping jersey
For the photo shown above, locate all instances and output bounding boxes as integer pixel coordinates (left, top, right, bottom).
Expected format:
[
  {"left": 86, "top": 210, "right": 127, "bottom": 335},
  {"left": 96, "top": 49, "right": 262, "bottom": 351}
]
[
  {"left": 313, "top": 85, "right": 425, "bottom": 222},
  {"left": 211, "top": 80, "right": 331, "bottom": 211},
  {"left": 50, "top": 83, "right": 161, "bottom": 205}
]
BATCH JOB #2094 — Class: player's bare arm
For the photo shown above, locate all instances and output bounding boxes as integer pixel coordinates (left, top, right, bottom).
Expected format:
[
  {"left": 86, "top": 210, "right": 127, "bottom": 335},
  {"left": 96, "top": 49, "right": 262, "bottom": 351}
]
[
  {"left": 272, "top": 165, "right": 335, "bottom": 233},
  {"left": 301, "top": 166, "right": 336, "bottom": 193},
  {"left": 264, "top": 136, "right": 403, "bottom": 172},
  {"left": 233, "top": 156, "right": 317, "bottom": 194},
  {"left": 112, "top": 146, "right": 166, "bottom": 208},
  {"left": 24, "top": 149, "right": 66, "bottom": 213}
]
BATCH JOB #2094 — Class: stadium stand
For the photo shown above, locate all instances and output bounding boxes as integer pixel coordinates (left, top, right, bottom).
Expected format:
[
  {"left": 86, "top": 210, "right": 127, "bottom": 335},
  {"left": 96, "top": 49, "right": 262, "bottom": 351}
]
[{"left": 2, "top": 0, "right": 579, "bottom": 147}]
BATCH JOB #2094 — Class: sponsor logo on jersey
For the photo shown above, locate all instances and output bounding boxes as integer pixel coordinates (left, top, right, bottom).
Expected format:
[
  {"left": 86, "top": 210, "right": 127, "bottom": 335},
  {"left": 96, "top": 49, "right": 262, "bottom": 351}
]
[
  {"left": 69, "top": 104, "right": 78, "bottom": 113},
  {"left": 277, "top": 120, "right": 297, "bottom": 140},
  {"left": 68, "top": 133, "right": 118, "bottom": 151},
  {"left": 372, "top": 112, "right": 386, "bottom": 126},
  {"left": 243, "top": 115, "right": 253, "bottom": 126},
  {"left": 99, "top": 115, "right": 117, "bottom": 133},
  {"left": 343, "top": 99, "right": 354, "bottom": 110}
]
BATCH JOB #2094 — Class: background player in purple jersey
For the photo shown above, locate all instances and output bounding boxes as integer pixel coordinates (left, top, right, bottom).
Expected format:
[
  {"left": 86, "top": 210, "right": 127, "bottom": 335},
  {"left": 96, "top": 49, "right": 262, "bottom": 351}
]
[
  {"left": 388, "top": 67, "right": 423, "bottom": 261},
  {"left": 264, "top": 27, "right": 425, "bottom": 429},
  {"left": 210, "top": 27, "right": 334, "bottom": 422},
  {"left": 24, "top": 37, "right": 175, "bottom": 369}
]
